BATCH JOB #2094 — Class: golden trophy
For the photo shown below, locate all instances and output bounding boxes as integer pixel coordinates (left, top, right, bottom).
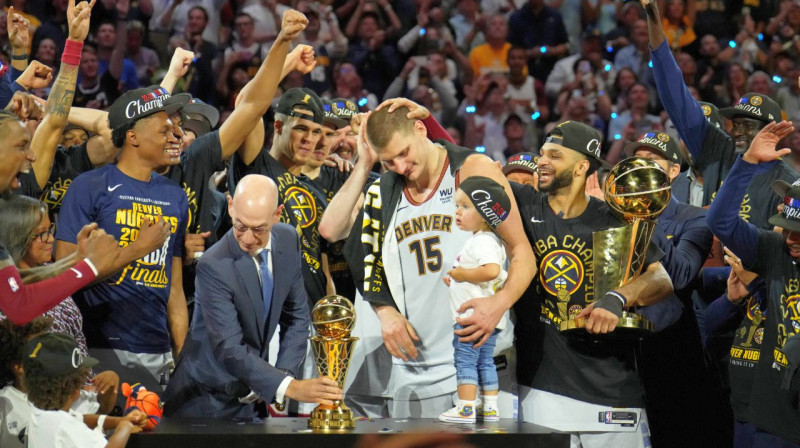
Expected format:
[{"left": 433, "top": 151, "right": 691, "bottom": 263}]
[
  {"left": 308, "top": 295, "right": 358, "bottom": 430},
  {"left": 561, "top": 157, "right": 671, "bottom": 333}
]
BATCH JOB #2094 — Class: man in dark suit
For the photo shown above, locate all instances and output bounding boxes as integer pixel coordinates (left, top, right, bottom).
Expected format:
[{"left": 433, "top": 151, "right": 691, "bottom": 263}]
[{"left": 164, "top": 174, "right": 342, "bottom": 419}]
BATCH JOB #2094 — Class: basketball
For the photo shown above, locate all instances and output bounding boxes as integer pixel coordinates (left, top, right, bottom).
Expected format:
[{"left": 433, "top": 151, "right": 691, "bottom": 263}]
[
  {"left": 311, "top": 295, "right": 356, "bottom": 338},
  {"left": 122, "top": 382, "right": 163, "bottom": 430},
  {"left": 604, "top": 157, "right": 671, "bottom": 221}
]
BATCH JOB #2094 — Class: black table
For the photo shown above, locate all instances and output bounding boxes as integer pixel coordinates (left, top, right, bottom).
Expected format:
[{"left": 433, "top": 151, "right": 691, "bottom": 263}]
[{"left": 128, "top": 417, "right": 569, "bottom": 448}]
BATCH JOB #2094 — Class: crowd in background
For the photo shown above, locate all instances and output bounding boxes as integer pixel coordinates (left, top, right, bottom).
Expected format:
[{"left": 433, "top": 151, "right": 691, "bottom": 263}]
[{"left": 2, "top": 0, "right": 799, "bottom": 167}]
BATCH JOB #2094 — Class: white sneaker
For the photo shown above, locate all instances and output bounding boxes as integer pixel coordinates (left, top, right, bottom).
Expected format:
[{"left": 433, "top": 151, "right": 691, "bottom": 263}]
[
  {"left": 439, "top": 402, "right": 476, "bottom": 424},
  {"left": 479, "top": 404, "right": 500, "bottom": 422}
]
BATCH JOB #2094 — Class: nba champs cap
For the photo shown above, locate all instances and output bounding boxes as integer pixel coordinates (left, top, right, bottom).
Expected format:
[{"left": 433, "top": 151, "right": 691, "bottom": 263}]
[
  {"left": 720, "top": 93, "right": 783, "bottom": 123},
  {"left": 624, "top": 130, "right": 683, "bottom": 164},
  {"left": 544, "top": 121, "right": 609, "bottom": 167},
  {"left": 770, "top": 179, "right": 800, "bottom": 232},
  {"left": 459, "top": 176, "right": 511, "bottom": 232},
  {"left": 275, "top": 87, "right": 324, "bottom": 125},
  {"left": 503, "top": 152, "right": 539, "bottom": 175},
  {"left": 108, "top": 85, "right": 190, "bottom": 129}
]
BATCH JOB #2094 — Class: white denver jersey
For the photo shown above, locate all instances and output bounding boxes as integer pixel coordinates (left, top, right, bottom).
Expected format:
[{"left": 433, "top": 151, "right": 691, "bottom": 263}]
[{"left": 382, "top": 158, "right": 471, "bottom": 398}]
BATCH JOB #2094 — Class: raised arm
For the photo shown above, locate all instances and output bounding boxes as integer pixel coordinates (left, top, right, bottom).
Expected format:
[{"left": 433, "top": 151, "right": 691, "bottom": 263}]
[
  {"left": 30, "top": 0, "right": 96, "bottom": 190},
  {"left": 219, "top": 14, "right": 311, "bottom": 161},
  {"left": 107, "top": 0, "right": 129, "bottom": 82},
  {"left": 652, "top": 213, "right": 713, "bottom": 291},
  {"left": 7, "top": 7, "right": 30, "bottom": 73},
  {"left": 707, "top": 121, "right": 795, "bottom": 262},
  {"left": 643, "top": 0, "right": 708, "bottom": 159}
]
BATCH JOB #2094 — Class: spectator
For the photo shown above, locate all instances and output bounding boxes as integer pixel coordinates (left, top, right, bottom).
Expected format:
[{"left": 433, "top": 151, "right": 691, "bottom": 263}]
[
  {"left": 507, "top": 46, "right": 549, "bottom": 142},
  {"left": 344, "top": 0, "right": 402, "bottom": 40},
  {"left": 31, "top": 0, "right": 68, "bottom": 55},
  {"left": 240, "top": 0, "right": 290, "bottom": 46},
  {"left": 216, "top": 59, "right": 249, "bottom": 112},
  {"left": 694, "top": 0, "right": 736, "bottom": 39},
  {"left": 73, "top": 44, "right": 120, "bottom": 109},
  {"left": 182, "top": 6, "right": 217, "bottom": 104},
  {"left": 748, "top": 70, "right": 775, "bottom": 98},
  {"left": 545, "top": 31, "right": 615, "bottom": 102},
  {"left": 614, "top": 19, "right": 654, "bottom": 87},
  {"left": 610, "top": 66, "right": 638, "bottom": 110},
  {"left": 719, "top": 62, "right": 749, "bottom": 107},
  {"left": 346, "top": 14, "right": 400, "bottom": 99},
  {"left": 300, "top": 9, "right": 348, "bottom": 95},
  {"left": 448, "top": 0, "right": 485, "bottom": 52},
  {"left": 603, "top": 1, "right": 643, "bottom": 58},
  {"left": 606, "top": 83, "right": 662, "bottom": 161},
  {"left": 695, "top": 34, "right": 734, "bottom": 101},
  {"left": 508, "top": 0, "right": 569, "bottom": 81},
  {"left": 660, "top": 0, "right": 697, "bottom": 52},
  {"left": 93, "top": 18, "right": 138, "bottom": 92},
  {"left": 583, "top": 0, "right": 622, "bottom": 36},
  {"left": 466, "top": 80, "right": 510, "bottom": 161},
  {"left": 553, "top": 58, "right": 612, "bottom": 131},
  {"left": 223, "top": 13, "right": 267, "bottom": 80},
  {"left": 468, "top": 14, "right": 510, "bottom": 77},
  {"left": 501, "top": 114, "right": 528, "bottom": 158},
  {"left": 32, "top": 38, "right": 58, "bottom": 75},
  {"left": 154, "top": 0, "right": 223, "bottom": 46},
  {"left": 776, "top": 67, "right": 800, "bottom": 122},
  {"left": 384, "top": 59, "right": 458, "bottom": 126},
  {"left": 397, "top": 5, "right": 453, "bottom": 55},
  {"left": 126, "top": 20, "right": 160, "bottom": 86}
]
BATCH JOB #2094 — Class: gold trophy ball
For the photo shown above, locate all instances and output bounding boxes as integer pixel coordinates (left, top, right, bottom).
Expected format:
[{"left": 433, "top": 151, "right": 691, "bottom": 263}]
[
  {"left": 311, "top": 295, "right": 356, "bottom": 338},
  {"left": 604, "top": 157, "right": 671, "bottom": 221}
]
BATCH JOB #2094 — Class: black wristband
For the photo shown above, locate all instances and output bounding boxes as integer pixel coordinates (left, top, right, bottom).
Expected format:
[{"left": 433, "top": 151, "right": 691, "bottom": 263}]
[
  {"left": 10, "top": 53, "right": 27, "bottom": 61},
  {"left": 595, "top": 291, "right": 626, "bottom": 317}
]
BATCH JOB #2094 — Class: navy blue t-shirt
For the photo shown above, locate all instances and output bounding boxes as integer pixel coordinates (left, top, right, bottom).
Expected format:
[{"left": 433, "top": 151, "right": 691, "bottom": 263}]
[{"left": 56, "top": 164, "right": 188, "bottom": 353}]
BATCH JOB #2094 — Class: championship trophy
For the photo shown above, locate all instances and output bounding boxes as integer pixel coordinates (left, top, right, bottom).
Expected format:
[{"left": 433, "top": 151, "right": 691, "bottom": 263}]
[
  {"left": 560, "top": 157, "right": 671, "bottom": 333},
  {"left": 308, "top": 295, "right": 358, "bottom": 430}
]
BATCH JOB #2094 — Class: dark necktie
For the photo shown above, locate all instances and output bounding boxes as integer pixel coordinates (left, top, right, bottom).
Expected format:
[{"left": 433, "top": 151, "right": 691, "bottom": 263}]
[{"left": 259, "top": 250, "right": 273, "bottom": 319}]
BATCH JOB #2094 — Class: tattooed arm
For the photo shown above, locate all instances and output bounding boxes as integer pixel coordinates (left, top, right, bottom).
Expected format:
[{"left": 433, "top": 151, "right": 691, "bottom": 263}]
[{"left": 30, "top": 0, "right": 97, "bottom": 189}]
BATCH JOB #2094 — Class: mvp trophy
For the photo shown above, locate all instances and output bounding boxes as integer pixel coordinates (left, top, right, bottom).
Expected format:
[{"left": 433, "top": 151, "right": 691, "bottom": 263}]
[
  {"left": 561, "top": 157, "right": 671, "bottom": 334},
  {"left": 308, "top": 295, "right": 358, "bottom": 430}
]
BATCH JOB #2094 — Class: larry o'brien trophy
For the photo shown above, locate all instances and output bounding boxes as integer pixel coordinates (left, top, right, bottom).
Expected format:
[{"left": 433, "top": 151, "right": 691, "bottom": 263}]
[
  {"left": 308, "top": 295, "right": 358, "bottom": 430},
  {"left": 560, "top": 157, "right": 671, "bottom": 334}
]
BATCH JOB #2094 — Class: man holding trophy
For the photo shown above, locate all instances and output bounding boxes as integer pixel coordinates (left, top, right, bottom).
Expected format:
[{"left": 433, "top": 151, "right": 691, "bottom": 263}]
[{"left": 510, "top": 121, "right": 673, "bottom": 447}]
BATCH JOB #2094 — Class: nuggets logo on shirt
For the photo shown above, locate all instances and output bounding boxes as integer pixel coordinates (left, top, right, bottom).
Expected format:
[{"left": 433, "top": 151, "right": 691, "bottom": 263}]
[
  {"left": 113, "top": 200, "right": 180, "bottom": 288},
  {"left": 534, "top": 234, "right": 595, "bottom": 325},
  {"left": 284, "top": 185, "right": 317, "bottom": 229},
  {"left": 41, "top": 178, "right": 71, "bottom": 210},
  {"left": 775, "top": 284, "right": 800, "bottom": 367},
  {"left": 730, "top": 297, "right": 764, "bottom": 367},
  {"left": 540, "top": 250, "right": 585, "bottom": 322}
]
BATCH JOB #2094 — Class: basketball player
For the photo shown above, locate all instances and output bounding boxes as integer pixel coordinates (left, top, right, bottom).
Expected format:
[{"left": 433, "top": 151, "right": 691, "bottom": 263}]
[
  {"left": 511, "top": 121, "right": 673, "bottom": 447},
  {"left": 349, "top": 104, "right": 536, "bottom": 417}
]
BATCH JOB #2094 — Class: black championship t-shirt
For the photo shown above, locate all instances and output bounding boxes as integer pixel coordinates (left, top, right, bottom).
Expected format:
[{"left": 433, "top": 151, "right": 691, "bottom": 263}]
[
  {"left": 746, "top": 231, "right": 800, "bottom": 443},
  {"left": 728, "top": 292, "right": 766, "bottom": 422},
  {"left": 302, "top": 166, "right": 353, "bottom": 299},
  {"left": 700, "top": 126, "right": 799, "bottom": 230},
  {"left": 232, "top": 151, "right": 329, "bottom": 305},
  {"left": 19, "top": 141, "right": 94, "bottom": 218},
  {"left": 512, "top": 183, "right": 664, "bottom": 408}
]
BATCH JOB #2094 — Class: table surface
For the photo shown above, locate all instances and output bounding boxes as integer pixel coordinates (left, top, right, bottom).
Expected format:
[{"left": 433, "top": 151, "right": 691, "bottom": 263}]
[{"left": 129, "top": 417, "right": 569, "bottom": 448}]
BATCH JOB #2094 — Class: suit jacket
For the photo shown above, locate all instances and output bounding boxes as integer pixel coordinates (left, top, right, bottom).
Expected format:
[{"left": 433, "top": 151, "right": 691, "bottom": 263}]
[{"left": 163, "top": 224, "right": 310, "bottom": 418}]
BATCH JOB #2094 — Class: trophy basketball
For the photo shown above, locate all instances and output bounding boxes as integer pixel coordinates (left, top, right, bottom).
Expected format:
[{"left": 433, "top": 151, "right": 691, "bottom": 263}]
[
  {"left": 561, "top": 157, "right": 671, "bottom": 333},
  {"left": 308, "top": 295, "right": 358, "bottom": 430}
]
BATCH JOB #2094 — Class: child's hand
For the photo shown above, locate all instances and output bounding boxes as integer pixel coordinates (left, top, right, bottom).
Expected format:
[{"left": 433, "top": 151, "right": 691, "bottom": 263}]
[
  {"left": 442, "top": 276, "right": 451, "bottom": 287},
  {"left": 448, "top": 268, "right": 464, "bottom": 282},
  {"left": 124, "top": 409, "right": 148, "bottom": 428}
]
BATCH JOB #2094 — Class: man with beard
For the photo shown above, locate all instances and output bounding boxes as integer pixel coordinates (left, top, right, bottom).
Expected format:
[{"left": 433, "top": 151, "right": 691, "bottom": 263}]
[
  {"left": 644, "top": 0, "right": 798, "bottom": 229},
  {"left": 511, "top": 121, "right": 673, "bottom": 446},
  {"left": 707, "top": 120, "right": 800, "bottom": 446}
]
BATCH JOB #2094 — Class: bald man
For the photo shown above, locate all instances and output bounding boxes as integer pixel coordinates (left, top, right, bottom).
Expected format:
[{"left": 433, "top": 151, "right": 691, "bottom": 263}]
[{"left": 164, "top": 175, "right": 341, "bottom": 419}]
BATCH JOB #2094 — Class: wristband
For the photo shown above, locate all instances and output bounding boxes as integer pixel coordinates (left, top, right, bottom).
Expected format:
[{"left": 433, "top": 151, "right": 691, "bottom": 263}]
[
  {"left": 95, "top": 414, "right": 107, "bottom": 433},
  {"left": 10, "top": 53, "right": 28, "bottom": 61},
  {"left": 61, "top": 39, "right": 84, "bottom": 66},
  {"left": 595, "top": 291, "right": 626, "bottom": 317}
]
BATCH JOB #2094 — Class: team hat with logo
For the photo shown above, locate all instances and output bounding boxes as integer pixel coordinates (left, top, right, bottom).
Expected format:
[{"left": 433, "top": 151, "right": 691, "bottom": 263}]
[
  {"left": 108, "top": 86, "right": 190, "bottom": 129},
  {"left": 275, "top": 87, "right": 324, "bottom": 125},
  {"left": 329, "top": 97, "right": 359, "bottom": 127},
  {"left": 458, "top": 176, "right": 511, "bottom": 232},
  {"left": 623, "top": 130, "right": 683, "bottom": 164},
  {"left": 503, "top": 152, "right": 539, "bottom": 175},
  {"left": 544, "top": 121, "right": 609, "bottom": 167},
  {"left": 720, "top": 93, "right": 782, "bottom": 123},
  {"left": 699, "top": 101, "right": 724, "bottom": 129},
  {"left": 181, "top": 98, "right": 220, "bottom": 137},
  {"left": 769, "top": 179, "right": 800, "bottom": 232},
  {"left": 22, "top": 333, "right": 99, "bottom": 378}
]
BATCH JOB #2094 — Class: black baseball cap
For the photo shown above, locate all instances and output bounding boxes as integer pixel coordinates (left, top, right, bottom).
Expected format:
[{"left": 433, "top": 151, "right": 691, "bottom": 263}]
[
  {"left": 458, "top": 176, "right": 511, "bottom": 232},
  {"left": 770, "top": 179, "right": 800, "bottom": 232},
  {"left": 699, "top": 101, "right": 723, "bottom": 129},
  {"left": 108, "top": 86, "right": 190, "bottom": 129},
  {"left": 274, "top": 87, "right": 324, "bottom": 125},
  {"left": 22, "top": 333, "right": 98, "bottom": 378},
  {"left": 181, "top": 98, "right": 220, "bottom": 137},
  {"left": 330, "top": 97, "right": 359, "bottom": 127},
  {"left": 720, "top": 93, "right": 782, "bottom": 123},
  {"left": 544, "top": 121, "right": 609, "bottom": 167},
  {"left": 623, "top": 130, "right": 682, "bottom": 164},
  {"left": 503, "top": 152, "right": 539, "bottom": 175}
]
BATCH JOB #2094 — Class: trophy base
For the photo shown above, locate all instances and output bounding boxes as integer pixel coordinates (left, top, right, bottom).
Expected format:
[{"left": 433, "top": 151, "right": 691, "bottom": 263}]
[
  {"left": 559, "top": 311, "right": 654, "bottom": 336},
  {"left": 308, "top": 402, "right": 355, "bottom": 430}
]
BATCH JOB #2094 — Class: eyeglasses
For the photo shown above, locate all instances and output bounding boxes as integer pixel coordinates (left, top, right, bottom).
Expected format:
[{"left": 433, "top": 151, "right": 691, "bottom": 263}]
[
  {"left": 232, "top": 219, "right": 269, "bottom": 236},
  {"left": 30, "top": 223, "right": 55, "bottom": 243}
]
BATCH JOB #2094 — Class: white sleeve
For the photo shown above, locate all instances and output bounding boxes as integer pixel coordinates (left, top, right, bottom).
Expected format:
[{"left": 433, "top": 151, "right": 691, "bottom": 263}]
[
  {"left": 471, "top": 234, "right": 506, "bottom": 268},
  {"left": 56, "top": 419, "right": 107, "bottom": 448}
]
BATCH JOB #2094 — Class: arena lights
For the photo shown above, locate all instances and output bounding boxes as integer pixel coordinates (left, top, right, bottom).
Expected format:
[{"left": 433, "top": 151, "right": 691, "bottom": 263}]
[
  {"left": 358, "top": 97, "right": 368, "bottom": 107},
  {"left": 531, "top": 111, "right": 541, "bottom": 121},
  {"left": 604, "top": 64, "right": 612, "bottom": 72},
  {"left": 611, "top": 112, "right": 618, "bottom": 119},
  {"left": 475, "top": 146, "right": 486, "bottom": 153},
  {"left": 465, "top": 105, "right": 476, "bottom": 114},
  {"left": 540, "top": 46, "right": 547, "bottom": 54},
  {"left": 728, "top": 41, "right": 737, "bottom": 48},
  {"left": 773, "top": 75, "right": 783, "bottom": 84}
]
